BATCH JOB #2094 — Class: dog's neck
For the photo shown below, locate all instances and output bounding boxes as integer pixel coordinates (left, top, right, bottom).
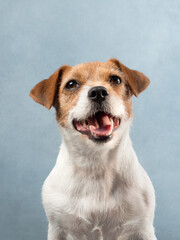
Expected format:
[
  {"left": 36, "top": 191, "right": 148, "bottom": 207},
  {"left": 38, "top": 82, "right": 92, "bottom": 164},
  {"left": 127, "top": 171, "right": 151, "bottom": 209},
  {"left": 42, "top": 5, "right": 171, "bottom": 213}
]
[{"left": 56, "top": 125, "right": 138, "bottom": 187}]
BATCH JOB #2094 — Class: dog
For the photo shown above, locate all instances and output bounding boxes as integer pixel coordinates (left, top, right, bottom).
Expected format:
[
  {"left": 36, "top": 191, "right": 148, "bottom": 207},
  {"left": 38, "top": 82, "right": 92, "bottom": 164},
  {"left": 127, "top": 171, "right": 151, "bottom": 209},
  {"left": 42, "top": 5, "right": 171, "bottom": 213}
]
[{"left": 30, "top": 59, "right": 157, "bottom": 240}]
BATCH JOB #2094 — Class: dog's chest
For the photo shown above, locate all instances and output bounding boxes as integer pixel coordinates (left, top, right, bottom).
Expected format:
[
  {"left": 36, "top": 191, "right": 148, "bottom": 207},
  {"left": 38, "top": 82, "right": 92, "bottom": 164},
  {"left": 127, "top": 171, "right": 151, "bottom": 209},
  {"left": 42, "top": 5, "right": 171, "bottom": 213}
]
[{"left": 43, "top": 166, "right": 147, "bottom": 239}]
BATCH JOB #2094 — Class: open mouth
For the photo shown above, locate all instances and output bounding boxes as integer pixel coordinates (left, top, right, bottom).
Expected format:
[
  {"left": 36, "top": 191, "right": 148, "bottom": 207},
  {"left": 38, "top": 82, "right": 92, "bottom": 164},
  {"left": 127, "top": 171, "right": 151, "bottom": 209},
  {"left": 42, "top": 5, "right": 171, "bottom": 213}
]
[{"left": 73, "top": 112, "right": 120, "bottom": 142}]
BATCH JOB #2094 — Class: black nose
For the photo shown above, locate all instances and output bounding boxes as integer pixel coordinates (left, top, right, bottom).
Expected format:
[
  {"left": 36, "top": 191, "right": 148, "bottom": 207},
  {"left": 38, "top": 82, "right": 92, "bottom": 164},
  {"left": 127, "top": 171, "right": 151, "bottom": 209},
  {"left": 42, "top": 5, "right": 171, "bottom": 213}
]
[{"left": 88, "top": 86, "right": 109, "bottom": 104}]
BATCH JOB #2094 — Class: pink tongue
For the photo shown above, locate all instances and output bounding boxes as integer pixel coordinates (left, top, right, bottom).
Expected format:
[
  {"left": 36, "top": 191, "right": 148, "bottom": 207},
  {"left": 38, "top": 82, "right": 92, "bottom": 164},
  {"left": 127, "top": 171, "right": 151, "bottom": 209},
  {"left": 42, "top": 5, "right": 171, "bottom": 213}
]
[
  {"left": 98, "top": 112, "right": 111, "bottom": 128},
  {"left": 88, "top": 112, "right": 112, "bottom": 136}
]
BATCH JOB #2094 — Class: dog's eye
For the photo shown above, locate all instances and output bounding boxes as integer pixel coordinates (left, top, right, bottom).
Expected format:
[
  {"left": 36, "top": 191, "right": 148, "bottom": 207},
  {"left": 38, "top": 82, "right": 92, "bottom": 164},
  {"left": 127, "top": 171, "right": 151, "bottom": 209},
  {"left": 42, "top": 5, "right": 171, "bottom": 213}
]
[
  {"left": 109, "top": 75, "right": 122, "bottom": 85},
  {"left": 65, "top": 80, "right": 80, "bottom": 90}
]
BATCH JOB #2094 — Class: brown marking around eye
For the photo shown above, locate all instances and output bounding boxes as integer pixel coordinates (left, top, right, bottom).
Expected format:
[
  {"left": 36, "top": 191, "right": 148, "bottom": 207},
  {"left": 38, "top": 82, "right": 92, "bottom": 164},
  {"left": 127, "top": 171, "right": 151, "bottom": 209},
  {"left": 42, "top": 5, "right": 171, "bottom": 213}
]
[
  {"left": 57, "top": 88, "right": 82, "bottom": 127},
  {"left": 104, "top": 62, "right": 133, "bottom": 118}
]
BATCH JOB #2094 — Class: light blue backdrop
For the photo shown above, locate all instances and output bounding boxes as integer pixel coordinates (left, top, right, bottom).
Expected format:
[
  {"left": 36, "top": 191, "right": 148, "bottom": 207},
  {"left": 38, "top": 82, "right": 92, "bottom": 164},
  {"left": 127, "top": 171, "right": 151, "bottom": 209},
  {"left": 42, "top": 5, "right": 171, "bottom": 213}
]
[{"left": 0, "top": 0, "right": 180, "bottom": 239}]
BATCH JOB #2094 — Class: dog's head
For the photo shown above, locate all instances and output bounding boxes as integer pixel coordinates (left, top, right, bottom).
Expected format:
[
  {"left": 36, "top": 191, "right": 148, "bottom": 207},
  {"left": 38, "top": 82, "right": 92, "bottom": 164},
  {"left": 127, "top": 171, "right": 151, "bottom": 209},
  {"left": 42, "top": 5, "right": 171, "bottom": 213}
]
[{"left": 30, "top": 59, "right": 149, "bottom": 151}]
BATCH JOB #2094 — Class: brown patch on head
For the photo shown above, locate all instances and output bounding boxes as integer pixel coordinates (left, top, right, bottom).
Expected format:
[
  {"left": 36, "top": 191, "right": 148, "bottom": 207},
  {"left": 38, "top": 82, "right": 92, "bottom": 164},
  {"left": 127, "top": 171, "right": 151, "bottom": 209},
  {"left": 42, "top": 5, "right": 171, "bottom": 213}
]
[
  {"left": 30, "top": 59, "right": 149, "bottom": 126},
  {"left": 107, "top": 59, "right": 150, "bottom": 97},
  {"left": 57, "top": 85, "right": 82, "bottom": 127},
  {"left": 29, "top": 65, "right": 72, "bottom": 110},
  {"left": 104, "top": 60, "right": 133, "bottom": 118}
]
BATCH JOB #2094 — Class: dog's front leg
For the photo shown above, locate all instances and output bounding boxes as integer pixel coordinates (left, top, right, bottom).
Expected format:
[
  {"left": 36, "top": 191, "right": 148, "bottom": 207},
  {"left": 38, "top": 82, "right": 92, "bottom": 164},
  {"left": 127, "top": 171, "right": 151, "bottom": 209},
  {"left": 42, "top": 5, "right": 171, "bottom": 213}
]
[
  {"left": 127, "top": 236, "right": 157, "bottom": 240},
  {"left": 127, "top": 229, "right": 157, "bottom": 240},
  {"left": 47, "top": 223, "right": 67, "bottom": 240},
  {"left": 138, "top": 227, "right": 157, "bottom": 240},
  {"left": 47, "top": 223, "right": 91, "bottom": 240}
]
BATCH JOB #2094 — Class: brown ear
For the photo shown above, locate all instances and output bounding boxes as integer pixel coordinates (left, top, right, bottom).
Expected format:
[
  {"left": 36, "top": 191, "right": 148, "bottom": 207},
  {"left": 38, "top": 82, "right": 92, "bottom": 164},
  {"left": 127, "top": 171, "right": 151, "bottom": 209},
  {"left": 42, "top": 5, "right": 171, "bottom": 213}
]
[
  {"left": 29, "top": 65, "right": 71, "bottom": 109},
  {"left": 108, "top": 59, "right": 150, "bottom": 97}
]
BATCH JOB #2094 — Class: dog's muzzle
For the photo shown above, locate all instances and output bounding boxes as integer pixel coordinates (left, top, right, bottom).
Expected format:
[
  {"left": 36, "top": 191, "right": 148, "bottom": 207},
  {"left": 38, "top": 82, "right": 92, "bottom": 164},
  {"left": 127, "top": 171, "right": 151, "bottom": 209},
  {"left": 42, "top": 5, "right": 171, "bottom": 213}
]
[{"left": 72, "top": 86, "right": 121, "bottom": 142}]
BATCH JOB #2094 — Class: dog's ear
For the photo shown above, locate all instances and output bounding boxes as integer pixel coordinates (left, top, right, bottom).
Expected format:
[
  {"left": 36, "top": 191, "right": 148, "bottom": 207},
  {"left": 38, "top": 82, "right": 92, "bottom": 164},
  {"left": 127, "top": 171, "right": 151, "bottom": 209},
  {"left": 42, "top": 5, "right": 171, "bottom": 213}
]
[
  {"left": 30, "top": 65, "right": 71, "bottom": 110},
  {"left": 108, "top": 59, "right": 150, "bottom": 97}
]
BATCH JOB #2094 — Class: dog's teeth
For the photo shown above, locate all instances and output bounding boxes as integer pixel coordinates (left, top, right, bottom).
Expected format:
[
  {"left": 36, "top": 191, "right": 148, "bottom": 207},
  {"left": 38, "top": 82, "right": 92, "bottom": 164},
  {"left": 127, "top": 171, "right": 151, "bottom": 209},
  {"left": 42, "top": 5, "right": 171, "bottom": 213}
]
[
  {"left": 89, "top": 126, "right": 96, "bottom": 137},
  {"left": 89, "top": 126, "right": 93, "bottom": 135},
  {"left": 82, "top": 120, "right": 87, "bottom": 129},
  {"left": 110, "top": 118, "right": 113, "bottom": 130}
]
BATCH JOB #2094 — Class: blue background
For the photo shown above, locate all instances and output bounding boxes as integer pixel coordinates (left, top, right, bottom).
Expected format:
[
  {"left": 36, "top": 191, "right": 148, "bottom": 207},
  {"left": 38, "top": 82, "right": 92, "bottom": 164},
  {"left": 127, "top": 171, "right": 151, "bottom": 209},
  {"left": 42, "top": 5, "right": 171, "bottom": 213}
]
[{"left": 0, "top": 0, "right": 180, "bottom": 239}]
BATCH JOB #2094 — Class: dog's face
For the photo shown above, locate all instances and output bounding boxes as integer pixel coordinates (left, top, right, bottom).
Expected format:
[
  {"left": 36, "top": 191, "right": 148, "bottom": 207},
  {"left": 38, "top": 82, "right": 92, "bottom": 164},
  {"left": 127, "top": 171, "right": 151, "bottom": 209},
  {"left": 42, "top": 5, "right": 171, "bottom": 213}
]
[{"left": 30, "top": 59, "right": 149, "bottom": 151}]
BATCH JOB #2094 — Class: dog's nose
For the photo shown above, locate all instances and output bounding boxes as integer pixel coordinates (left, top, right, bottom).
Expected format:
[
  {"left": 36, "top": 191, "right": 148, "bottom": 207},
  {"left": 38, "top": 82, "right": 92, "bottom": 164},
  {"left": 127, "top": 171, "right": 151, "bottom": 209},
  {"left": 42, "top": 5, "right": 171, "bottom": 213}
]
[{"left": 88, "top": 86, "right": 109, "bottom": 104}]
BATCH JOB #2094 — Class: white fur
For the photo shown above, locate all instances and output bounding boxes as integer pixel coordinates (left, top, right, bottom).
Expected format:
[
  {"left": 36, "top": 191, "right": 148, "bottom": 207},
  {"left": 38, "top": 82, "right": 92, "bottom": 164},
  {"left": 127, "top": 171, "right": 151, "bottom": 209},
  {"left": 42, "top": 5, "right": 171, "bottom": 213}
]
[{"left": 42, "top": 85, "right": 157, "bottom": 240}]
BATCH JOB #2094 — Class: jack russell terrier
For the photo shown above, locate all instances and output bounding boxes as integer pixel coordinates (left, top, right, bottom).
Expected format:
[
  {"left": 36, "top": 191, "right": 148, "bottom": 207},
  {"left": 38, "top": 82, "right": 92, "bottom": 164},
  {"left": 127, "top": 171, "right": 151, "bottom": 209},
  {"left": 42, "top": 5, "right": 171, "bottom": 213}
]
[{"left": 30, "top": 59, "right": 157, "bottom": 240}]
